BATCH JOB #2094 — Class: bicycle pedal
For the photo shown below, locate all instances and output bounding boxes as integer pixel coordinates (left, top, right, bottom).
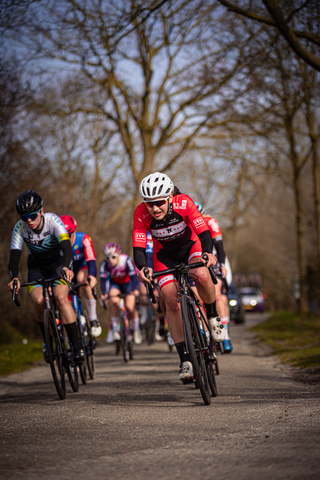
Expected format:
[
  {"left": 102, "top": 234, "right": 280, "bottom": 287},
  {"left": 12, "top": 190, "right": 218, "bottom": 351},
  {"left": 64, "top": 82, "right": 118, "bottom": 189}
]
[{"left": 182, "top": 377, "right": 194, "bottom": 385}]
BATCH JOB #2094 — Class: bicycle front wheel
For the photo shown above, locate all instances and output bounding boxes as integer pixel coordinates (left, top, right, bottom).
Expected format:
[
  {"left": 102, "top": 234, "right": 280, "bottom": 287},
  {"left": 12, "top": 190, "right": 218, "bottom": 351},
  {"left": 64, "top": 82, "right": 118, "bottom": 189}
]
[
  {"left": 206, "top": 338, "right": 218, "bottom": 397},
  {"left": 120, "top": 310, "right": 130, "bottom": 363},
  {"left": 84, "top": 312, "right": 96, "bottom": 379},
  {"left": 181, "top": 296, "right": 211, "bottom": 406},
  {"left": 76, "top": 313, "right": 88, "bottom": 385},
  {"left": 44, "top": 310, "right": 66, "bottom": 400}
]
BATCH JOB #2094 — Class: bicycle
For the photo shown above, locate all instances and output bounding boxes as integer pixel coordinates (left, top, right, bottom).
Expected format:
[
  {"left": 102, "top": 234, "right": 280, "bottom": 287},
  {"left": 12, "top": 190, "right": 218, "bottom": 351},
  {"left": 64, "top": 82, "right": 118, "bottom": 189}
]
[
  {"left": 12, "top": 275, "right": 79, "bottom": 400},
  {"left": 70, "top": 282, "right": 97, "bottom": 382},
  {"left": 105, "top": 293, "right": 134, "bottom": 363},
  {"left": 144, "top": 255, "right": 219, "bottom": 406},
  {"left": 138, "top": 292, "right": 156, "bottom": 345}
]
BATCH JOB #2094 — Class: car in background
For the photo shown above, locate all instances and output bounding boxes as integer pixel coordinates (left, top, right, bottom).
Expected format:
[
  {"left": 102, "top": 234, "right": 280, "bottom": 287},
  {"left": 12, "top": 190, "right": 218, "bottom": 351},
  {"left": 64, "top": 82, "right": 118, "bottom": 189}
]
[
  {"left": 238, "top": 287, "right": 265, "bottom": 313},
  {"left": 227, "top": 282, "right": 245, "bottom": 324}
]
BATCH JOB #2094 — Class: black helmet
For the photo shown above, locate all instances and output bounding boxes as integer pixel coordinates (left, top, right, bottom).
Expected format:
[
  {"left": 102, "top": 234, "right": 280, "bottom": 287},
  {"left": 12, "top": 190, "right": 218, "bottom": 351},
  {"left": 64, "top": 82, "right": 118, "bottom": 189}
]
[{"left": 16, "top": 190, "right": 43, "bottom": 215}]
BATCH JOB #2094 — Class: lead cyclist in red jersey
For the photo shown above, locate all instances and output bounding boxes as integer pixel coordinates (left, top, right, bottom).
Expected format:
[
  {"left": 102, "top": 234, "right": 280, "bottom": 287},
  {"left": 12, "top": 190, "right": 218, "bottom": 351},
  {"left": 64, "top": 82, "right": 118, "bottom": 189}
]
[{"left": 133, "top": 172, "right": 225, "bottom": 382}]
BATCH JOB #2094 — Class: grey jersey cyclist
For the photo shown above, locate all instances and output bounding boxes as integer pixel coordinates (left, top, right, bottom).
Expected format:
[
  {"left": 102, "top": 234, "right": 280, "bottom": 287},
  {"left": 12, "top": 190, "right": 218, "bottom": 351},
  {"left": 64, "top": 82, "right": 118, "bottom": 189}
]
[{"left": 8, "top": 190, "right": 84, "bottom": 363}]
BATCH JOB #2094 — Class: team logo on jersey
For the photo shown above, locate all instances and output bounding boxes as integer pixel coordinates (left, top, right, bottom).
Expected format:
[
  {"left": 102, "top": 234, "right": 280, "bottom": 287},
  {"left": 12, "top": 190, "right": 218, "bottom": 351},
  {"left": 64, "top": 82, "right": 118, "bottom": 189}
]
[
  {"left": 193, "top": 217, "right": 205, "bottom": 229},
  {"left": 173, "top": 199, "right": 187, "bottom": 209},
  {"left": 135, "top": 232, "right": 146, "bottom": 242}
]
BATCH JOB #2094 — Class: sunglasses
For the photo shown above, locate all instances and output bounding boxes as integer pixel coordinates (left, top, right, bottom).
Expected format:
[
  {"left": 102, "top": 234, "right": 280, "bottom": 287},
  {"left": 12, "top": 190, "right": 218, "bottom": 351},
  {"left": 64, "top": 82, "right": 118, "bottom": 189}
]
[
  {"left": 20, "top": 208, "right": 41, "bottom": 222},
  {"left": 144, "top": 197, "right": 169, "bottom": 208},
  {"left": 107, "top": 255, "right": 118, "bottom": 260}
]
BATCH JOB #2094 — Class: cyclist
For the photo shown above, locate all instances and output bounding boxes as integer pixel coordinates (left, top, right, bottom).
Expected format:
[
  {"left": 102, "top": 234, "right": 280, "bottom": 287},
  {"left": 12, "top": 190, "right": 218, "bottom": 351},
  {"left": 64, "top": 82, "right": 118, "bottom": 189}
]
[
  {"left": 8, "top": 190, "right": 84, "bottom": 363},
  {"left": 139, "top": 230, "right": 165, "bottom": 342},
  {"left": 133, "top": 172, "right": 225, "bottom": 383},
  {"left": 195, "top": 202, "right": 232, "bottom": 353},
  {"left": 60, "top": 215, "right": 101, "bottom": 337},
  {"left": 100, "top": 243, "right": 142, "bottom": 344}
]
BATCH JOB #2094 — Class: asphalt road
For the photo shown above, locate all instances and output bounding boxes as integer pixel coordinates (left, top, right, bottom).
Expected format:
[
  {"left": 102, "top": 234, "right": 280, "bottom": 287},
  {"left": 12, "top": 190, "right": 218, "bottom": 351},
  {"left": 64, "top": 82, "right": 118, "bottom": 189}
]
[{"left": 1, "top": 313, "right": 320, "bottom": 480}]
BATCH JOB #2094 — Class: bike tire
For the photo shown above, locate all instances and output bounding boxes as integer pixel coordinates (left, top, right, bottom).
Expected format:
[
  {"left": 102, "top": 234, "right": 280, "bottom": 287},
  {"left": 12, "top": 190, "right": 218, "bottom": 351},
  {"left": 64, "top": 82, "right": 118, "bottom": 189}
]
[
  {"left": 146, "top": 305, "right": 155, "bottom": 345},
  {"left": 60, "top": 322, "right": 80, "bottom": 392},
  {"left": 76, "top": 313, "right": 88, "bottom": 385},
  {"left": 206, "top": 339, "right": 218, "bottom": 397},
  {"left": 66, "top": 355, "right": 79, "bottom": 392},
  {"left": 120, "top": 310, "right": 130, "bottom": 363},
  {"left": 181, "top": 296, "right": 211, "bottom": 405},
  {"left": 84, "top": 311, "right": 96, "bottom": 379},
  {"left": 43, "top": 309, "right": 66, "bottom": 400}
]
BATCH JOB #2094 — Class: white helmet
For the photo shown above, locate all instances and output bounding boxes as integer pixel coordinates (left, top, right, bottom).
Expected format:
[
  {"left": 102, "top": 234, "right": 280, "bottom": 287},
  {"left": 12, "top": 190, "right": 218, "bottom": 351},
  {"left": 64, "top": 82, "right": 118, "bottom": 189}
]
[{"left": 139, "top": 172, "right": 174, "bottom": 201}]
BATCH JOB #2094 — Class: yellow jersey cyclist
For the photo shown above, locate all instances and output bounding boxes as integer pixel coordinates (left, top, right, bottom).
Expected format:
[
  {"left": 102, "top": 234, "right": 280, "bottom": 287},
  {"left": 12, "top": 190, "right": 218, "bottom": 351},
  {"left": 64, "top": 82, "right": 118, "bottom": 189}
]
[
  {"left": 133, "top": 172, "right": 225, "bottom": 383},
  {"left": 8, "top": 190, "right": 84, "bottom": 364}
]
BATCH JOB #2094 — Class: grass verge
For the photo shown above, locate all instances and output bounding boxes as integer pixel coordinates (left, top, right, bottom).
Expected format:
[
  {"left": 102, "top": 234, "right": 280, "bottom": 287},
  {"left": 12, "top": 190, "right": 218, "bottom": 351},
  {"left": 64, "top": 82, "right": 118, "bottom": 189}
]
[
  {"left": 250, "top": 311, "right": 320, "bottom": 373},
  {"left": 0, "top": 341, "right": 44, "bottom": 377}
]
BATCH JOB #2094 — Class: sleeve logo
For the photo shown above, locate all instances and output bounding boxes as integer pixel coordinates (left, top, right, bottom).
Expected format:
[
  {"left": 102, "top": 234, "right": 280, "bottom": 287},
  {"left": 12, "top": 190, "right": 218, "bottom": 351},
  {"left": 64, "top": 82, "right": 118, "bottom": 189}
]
[
  {"left": 193, "top": 217, "right": 205, "bottom": 229},
  {"left": 135, "top": 232, "right": 146, "bottom": 242}
]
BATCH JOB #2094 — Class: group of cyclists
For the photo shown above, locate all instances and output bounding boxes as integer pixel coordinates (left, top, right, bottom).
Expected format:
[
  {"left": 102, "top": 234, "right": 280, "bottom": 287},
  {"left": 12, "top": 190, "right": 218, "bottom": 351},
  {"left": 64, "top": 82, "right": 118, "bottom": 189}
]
[{"left": 8, "top": 171, "right": 233, "bottom": 385}]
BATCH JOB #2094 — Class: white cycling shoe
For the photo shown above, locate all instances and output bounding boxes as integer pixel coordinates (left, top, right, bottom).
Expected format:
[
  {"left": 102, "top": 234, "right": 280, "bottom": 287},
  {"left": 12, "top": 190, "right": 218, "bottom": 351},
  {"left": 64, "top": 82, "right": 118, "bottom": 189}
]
[
  {"left": 106, "top": 330, "right": 114, "bottom": 343},
  {"left": 133, "top": 330, "right": 142, "bottom": 344},
  {"left": 90, "top": 319, "right": 102, "bottom": 337},
  {"left": 179, "top": 361, "right": 194, "bottom": 383},
  {"left": 113, "top": 331, "right": 121, "bottom": 341},
  {"left": 208, "top": 316, "right": 226, "bottom": 342}
]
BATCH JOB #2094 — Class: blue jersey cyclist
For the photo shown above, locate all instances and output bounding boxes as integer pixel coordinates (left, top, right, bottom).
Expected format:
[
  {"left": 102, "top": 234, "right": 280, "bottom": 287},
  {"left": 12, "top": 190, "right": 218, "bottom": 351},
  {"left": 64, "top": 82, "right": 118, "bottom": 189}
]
[
  {"left": 100, "top": 243, "right": 142, "bottom": 344},
  {"left": 8, "top": 190, "right": 84, "bottom": 363},
  {"left": 60, "top": 215, "right": 101, "bottom": 337}
]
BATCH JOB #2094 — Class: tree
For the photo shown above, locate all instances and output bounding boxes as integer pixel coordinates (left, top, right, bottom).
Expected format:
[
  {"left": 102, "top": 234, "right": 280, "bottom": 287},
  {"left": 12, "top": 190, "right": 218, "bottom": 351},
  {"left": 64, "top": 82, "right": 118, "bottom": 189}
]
[{"left": 217, "top": 0, "right": 320, "bottom": 71}]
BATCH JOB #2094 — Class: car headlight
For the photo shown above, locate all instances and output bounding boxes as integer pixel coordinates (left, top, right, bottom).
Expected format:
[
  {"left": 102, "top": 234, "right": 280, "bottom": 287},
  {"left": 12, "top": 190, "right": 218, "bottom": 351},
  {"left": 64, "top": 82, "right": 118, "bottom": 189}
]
[
  {"left": 229, "top": 300, "right": 238, "bottom": 307},
  {"left": 250, "top": 300, "right": 257, "bottom": 306}
]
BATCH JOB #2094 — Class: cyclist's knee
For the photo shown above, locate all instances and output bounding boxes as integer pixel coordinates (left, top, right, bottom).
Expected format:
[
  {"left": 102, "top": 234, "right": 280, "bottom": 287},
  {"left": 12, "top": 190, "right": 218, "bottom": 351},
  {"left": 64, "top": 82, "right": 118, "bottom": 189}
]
[
  {"left": 55, "top": 294, "right": 69, "bottom": 309},
  {"left": 194, "top": 270, "right": 209, "bottom": 287}
]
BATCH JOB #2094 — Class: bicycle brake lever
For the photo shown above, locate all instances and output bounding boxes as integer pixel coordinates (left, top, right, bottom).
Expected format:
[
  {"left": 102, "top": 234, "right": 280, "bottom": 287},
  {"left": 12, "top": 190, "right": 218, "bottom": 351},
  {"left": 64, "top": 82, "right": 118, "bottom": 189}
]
[
  {"left": 143, "top": 267, "right": 156, "bottom": 304},
  {"left": 61, "top": 270, "right": 75, "bottom": 294},
  {"left": 12, "top": 279, "right": 21, "bottom": 307}
]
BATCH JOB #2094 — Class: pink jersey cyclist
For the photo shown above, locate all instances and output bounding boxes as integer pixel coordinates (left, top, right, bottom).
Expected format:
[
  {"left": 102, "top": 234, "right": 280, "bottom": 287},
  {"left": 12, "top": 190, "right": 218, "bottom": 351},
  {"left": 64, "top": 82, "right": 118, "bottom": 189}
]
[{"left": 133, "top": 190, "right": 211, "bottom": 290}]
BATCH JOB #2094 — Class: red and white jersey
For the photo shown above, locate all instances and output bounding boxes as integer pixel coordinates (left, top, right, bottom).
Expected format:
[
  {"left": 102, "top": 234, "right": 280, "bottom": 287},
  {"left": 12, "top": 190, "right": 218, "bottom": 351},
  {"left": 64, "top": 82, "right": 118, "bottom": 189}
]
[
  {"left": 203, "top": 216, "right": 222, "bottom": 241},
  {"left": 133, "top": 193, "right": 209, "bottom": 251}
]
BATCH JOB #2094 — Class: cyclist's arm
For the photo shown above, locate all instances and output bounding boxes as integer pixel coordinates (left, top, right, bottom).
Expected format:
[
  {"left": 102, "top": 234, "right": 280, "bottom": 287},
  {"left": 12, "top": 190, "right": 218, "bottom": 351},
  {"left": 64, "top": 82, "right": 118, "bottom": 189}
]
[
  {"left": 198, "top": 230, "right": 213, "bottom": 254},
  {"left": 100, "top": 262, "right": 110, "bottom": 295},
  {"left": 82, "top": 234, "right": 97, "bottom": 279},
  {"left": 59, "top": 239, "right": 74, "bottom": 271},
  {"left": 213, "top": 238, "right": 226, "bottom": 266},
  {"left": 9, "top": 249, "right": 22, "bottom": 281}
]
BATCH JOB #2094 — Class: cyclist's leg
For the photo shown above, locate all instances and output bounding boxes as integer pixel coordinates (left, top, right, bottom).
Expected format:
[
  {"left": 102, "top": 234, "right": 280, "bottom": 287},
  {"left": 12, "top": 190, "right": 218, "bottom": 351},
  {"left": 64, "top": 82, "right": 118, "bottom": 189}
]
[
  {"left": 53, "top": 282, "right": 84, "bottom": 362},
  {"left": 216, "top": 278, "right": 232, "bottom": 352},
  {"left": 108, "top": 285, "right": 121, "bottom": 339},
  {"left": 123, "top": 280, "right": 141, "bottom": 343},
  {"left": 77, "top": 267, "right": 101, "bottom": 336}
]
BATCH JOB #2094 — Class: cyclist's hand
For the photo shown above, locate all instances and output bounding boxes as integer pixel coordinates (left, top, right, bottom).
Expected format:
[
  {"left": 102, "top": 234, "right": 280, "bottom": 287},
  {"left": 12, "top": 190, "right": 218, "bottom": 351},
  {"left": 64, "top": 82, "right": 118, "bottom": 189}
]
[
  {"left": 8, "top": 278, "right": 20, "bottom": 293},
  {"left": 88, "top": 275, "right": 97, "bottom": 288},
  {"left": 201, "top": 252, "right": 217, "bottom": 268},
  {"left": 138, "top": 267, "right": 153, "bottom": 283},
  {"left": 62, "top": 267, "right": 74, "bottom": 283},
  {"left": 100, "top": 293, "right": 108, "bottom": 301},
  {"left": 221, "top": 265, "right": 228, "bottom": 278}
]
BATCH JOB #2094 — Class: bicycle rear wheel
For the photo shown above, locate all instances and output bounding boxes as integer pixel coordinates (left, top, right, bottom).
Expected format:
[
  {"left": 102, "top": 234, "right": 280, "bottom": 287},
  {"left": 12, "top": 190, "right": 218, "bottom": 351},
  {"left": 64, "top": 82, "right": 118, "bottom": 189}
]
[
  {"left": 181, "top": 296, "right": 211, "bottom": 405},
  {"left": 44, "top": 309, "right": 66, "bottom": 400},
  {"left": 120, "top": 310, "right": 130, "bottom": 363},
  {"left": 62, "top": 333, "right": 79, "bottom": 392},
  {"left": 84, "top": 312, "right": 96, "bottom": 379}
]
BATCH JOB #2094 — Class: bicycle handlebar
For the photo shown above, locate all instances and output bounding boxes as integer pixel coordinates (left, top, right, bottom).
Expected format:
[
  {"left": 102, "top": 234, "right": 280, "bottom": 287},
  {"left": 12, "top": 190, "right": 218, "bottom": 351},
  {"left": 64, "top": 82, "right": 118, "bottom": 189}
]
[{"left": 12, "top": 280, "right": 21, "bottom": 307}]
